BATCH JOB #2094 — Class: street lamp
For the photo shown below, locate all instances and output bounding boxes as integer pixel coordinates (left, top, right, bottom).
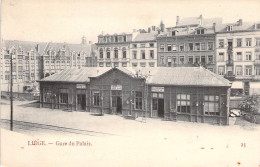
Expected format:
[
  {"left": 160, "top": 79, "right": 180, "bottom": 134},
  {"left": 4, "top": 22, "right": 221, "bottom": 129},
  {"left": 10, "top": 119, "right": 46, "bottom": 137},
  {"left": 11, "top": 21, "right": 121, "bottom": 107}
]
[{"left": 10, "top": 47, "right": 16, "bottom": 131}]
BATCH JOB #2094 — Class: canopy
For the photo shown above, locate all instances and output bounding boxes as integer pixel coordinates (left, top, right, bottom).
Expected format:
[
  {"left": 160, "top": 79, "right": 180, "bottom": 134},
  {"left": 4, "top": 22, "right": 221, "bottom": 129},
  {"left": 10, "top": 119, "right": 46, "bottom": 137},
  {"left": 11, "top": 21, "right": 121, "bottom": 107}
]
[{"left": 231, "top": 81, "right": 243, "bottom": 89}]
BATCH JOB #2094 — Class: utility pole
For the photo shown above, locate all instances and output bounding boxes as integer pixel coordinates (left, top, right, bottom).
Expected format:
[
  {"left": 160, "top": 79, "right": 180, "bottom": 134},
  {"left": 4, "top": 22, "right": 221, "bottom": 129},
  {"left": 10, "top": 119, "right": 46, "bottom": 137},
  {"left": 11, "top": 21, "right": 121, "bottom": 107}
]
[{"left": 10, "top": 48, "right": 15, "bottom": 131}]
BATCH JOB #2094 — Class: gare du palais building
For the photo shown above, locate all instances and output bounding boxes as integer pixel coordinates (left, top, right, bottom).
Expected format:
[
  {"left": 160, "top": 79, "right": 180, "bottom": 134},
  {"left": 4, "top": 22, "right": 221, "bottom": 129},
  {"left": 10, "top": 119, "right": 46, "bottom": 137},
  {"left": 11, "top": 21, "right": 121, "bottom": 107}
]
[{"left": 38, "top": 66, "right": 231, "bottom": 125}]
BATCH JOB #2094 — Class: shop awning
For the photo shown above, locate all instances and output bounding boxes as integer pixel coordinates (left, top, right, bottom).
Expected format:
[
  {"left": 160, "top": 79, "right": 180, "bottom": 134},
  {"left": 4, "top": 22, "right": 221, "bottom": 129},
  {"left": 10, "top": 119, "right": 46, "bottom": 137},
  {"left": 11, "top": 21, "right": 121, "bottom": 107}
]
[{"left": 231, "top": 81, "right": 243, "bottom": 89}]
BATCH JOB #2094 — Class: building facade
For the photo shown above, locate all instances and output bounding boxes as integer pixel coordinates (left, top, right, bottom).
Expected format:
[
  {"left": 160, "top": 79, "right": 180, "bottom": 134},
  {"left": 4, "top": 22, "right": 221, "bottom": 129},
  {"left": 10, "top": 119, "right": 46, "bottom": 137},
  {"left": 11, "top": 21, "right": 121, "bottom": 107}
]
[
  {"left": 215, "top": 20, "right": 260, "bottom": 95},
  {"left": 157, "top": 15, "right": 221, "bottom": 72},
  {"left": 0, "top": 38, "right": 97, "bottom": 92},
  {"left": 38, "top": 67, "right": 231, "bottom": 125}
]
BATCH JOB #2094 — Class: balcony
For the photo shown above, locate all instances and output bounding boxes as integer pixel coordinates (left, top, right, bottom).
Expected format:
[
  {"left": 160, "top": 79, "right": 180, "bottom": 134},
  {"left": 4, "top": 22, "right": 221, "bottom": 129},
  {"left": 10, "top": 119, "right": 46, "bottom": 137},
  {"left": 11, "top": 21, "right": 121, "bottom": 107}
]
[
  {"left": 226, "top": 59, "right": 233, "bottom": 66},
  {"left": 224, "top": 72, "right": 236, "bottom": 81},
  {"left": 227, "top": 46, "right": 233, "bottom": 51},
  {"left": 254, "top": 60, "right": 260, "bottom": 65}
]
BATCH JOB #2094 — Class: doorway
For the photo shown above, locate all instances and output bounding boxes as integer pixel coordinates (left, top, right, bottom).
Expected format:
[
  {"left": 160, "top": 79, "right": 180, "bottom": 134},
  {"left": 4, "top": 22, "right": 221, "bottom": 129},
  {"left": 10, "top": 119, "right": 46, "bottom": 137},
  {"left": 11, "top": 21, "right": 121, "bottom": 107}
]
[
  {"left": 152, "top": 92, "right": 164, "bottom": 118},
  {"left": 111, "top": 90, "right": 122, "bottom": 114},
  {"left": 77, "top": 89, "right": 86, "bottom": 111}
]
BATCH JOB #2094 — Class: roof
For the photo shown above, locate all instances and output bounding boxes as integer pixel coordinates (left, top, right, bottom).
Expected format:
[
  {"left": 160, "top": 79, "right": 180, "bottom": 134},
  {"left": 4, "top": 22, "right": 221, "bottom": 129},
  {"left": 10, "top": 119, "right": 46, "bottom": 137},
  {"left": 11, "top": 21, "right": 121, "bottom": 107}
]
[
  {"left": 133, "top": 32, "right": 158, "bottom": 42},
  {"left": 39, "top": 67, "right": 231, "bottom": 87},
  {"left": 176, "top": 16, "right": 222, "bottom": 27},
  {"left": 216, "top": 22, "right": 259, "bottom": 33}
]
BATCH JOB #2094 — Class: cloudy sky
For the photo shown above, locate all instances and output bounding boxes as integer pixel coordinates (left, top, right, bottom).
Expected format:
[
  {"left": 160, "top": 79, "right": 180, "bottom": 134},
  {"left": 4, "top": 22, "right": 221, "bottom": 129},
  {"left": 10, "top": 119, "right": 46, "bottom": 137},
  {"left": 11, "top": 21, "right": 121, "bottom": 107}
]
[{"left": 1, "top": 0, "right": 260, "bottom": 44}]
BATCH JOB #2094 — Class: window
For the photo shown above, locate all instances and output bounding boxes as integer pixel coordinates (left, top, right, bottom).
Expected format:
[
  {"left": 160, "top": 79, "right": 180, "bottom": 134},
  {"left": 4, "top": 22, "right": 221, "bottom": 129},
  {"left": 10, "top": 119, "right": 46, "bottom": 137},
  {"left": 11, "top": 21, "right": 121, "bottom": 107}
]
[
  {"left": 208, "top": 55, "right": 213, "bottom": 64},
  {"left": 172, "top": 31, "right": 176, "bottom": 36},
  {"left": 31, "top": 73, "right": 35, "bottom": 77},
  {"left": 133, "top": 44, "right": 137, "bottom": 48},
  {"left": 218, "top": 52, "right": 224, "bottom": 61},
  {"left": 188, "top": 56, "right": 193, "bottom": 64},
  {"left": 173, "top": 56, "right": 177, "bottom": 64},
  {"left": 93, "top": 91, "right": 100, "bottom": 106},
  {"left": 201, "top": 56, "right": 206, "bottom": 64},
  {"left": 132, "top": 63, "right": 137, "bottom": 67},
  {"left": 106, "top": 48, "right": 110, "bottom": 58},
  {"left": 18, "top": 66, "right": 23, "bottom": 71},
  {"left": 149, "top": 62, "right": 155, "bottom": 67},
  {"left": 18, "top": 75, "right": 23, "bottom": 79},
  {"left": 135, "top": 91, "right": 142, "bottom": 110},
  {"left": 99, "top": 62, "right": 104, "bottom": 67},
  {"left": 246, "top": 38, "right": 252, "bottom": 46},
  {"left": 236, "top": 52, "right": 242, "bottom": 61},
  {"left": 132, "top": 51, "right": 137, "bottom": 59},
  {"left": 256, "top": 68, "right": 260, "bottom": 76},
  {"left": 167, "top": 44, "right": 172, "bottom": 51},
  {"left": 219, "top": 39, "right": 224, "bottom": 48},
  {"left": 149, "top": 43, "right": 154, "bottom": 47},
  {"left": 106, "top": 62, "right": 111, "bottom": 67},
  {"left": 179, "top": 44, "right": 184, "bottom": 51},
  {"left": 197, "top": 29, "right": 204, "bottom": 34},
  {"left": 60, "top": 89, "right": 69, "bottom": 104},
  {"left": 195, "top": 43, "right": 200, "bottom": 51},
  {"left": 140, "top": 62, "right": 146, "bottom": 67},
  {"left": 236, "top": 66, "right": 243, "bottom": 75},
  {"left": 227, "top": 25, "right": 233, "bottom": 31},
  {"left": 177, "top": 94, "right": 190, "bottom": 113},
  {"left": 218, "top": 66, "right": 225, "bottom": 75},
  {"left": 256, "top": 38, "right": 260, "bottom": 46},
  {"left": 5, "top": 75, "right": 9, "bottom": 80},
  {"left": 257, "top": 24, "right": 260, "bottom": 29},
  {"left": 141, "top": 50, "right": 145, "bottom": 59},
  {"left": 150, "top": 50, "right": 154, "bottom": 59},
  {"left": 140, "top": 44, "right": 145, "bottom": 48},
  {"left": 180, "top": 56, "right": 184, "bottom": 64},
  {"left": 114, "top": 62, "right": 119, "bottom": 67},
  {"left": 172, "top": 45, "right": 177, "bottom": 51},
  {"left": 160, "top": 56, "right": 165, "bottom": 65},
  {"left": 256, "top": 53, "right": 260, "bottom": 60},
  {"left": 122, "top": 62, "right": 127, "bottom": 67},
  {"left": 208, "top": 42, "right": 213, "bottom": 50},
  {"left": 245, "top": 52, "right": 252, "bottom": 61},
  {"left": 204, "top": 95, "right": 219, "bottom": 115},
  {"left": 18, "top": 60, "right": 22, "bottom": 64},
  {"left": 189, "top": 43, "right": 193, "bottom": 51},
  {"left": 237, "top": 38, "right": 242, "bottom": 47},
  {"left": 43, "top": 88, "right": 52, "bottom": 103},
  {"left": 114, "top": 48, "right": 118, "bottom": 59},
  {"left": 201, "top": 43, "right": 206, "bottom": 50},
  {"left": 122, "top": 48, "right": 127, "bottom": 58},
  {"left": 167, "top": 57, "right": 172, "bottom": 67},
  {"left": 160, "top": 44, "right": 164, "bottom": 52},
  {"left": 245, "top": 66, "right": 252, "bottom": 75}
]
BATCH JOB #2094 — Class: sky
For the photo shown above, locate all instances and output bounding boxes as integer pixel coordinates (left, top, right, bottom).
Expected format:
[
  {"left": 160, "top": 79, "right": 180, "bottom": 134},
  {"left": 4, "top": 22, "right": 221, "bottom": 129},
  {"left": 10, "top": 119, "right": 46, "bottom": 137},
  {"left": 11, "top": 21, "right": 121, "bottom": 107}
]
[{"left": 1, "top": 0, "right": 260, "bottom": 44}]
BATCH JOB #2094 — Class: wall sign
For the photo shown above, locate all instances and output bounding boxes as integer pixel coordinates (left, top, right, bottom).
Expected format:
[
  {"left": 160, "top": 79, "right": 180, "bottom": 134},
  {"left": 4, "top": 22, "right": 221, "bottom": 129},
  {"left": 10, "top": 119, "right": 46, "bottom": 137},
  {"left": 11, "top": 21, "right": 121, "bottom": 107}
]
[
  {"left": 151, "top": 87, "right": 164, "bottom": 92},
  {"left": 111, "top": 85, "right": 122, "bottom": 90},
  {"left": 76, "top": 84, "right": 86, "bottom": 89}
]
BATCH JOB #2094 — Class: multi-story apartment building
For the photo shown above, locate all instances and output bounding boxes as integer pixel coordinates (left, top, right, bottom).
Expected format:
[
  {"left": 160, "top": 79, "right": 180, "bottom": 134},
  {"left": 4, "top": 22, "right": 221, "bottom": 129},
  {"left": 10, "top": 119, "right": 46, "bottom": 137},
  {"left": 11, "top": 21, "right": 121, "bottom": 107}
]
[
  {"left": 157, "top": 15, "right": 222, "bottom": 72},
  {"left": 0, "top": 37, "right": 97, "bottom": 92},
  {"left": 96, "top": 21, "right": 165, "bottom": 67},
  {"left": 215, "top": 20, "right": 260, "bottom": 95}
]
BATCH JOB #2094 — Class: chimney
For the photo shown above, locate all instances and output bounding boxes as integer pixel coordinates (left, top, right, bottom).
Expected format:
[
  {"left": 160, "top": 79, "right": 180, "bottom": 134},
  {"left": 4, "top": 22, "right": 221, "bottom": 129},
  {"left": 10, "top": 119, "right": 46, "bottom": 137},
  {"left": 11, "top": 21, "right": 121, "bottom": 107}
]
[
  {"left": 81, "top": 36, "right": 87, "bottom": 44},
  {"left": 213, "top": 23, "right": 216, "bottom": 32},
  {"left": 148, "top": 27, "right": 151, "bottom": 33},
  {"left": 238, "top": 19, "right": 243, "bottom": 26},
  {"left": 35, "top": 44, "right": 40, "bottom": 52},
  {"left": 199, "top": 14, "right": 203, "bottom": 25},
  {"left": 176, "top": 16, "right": 179, "bottom": 26}
]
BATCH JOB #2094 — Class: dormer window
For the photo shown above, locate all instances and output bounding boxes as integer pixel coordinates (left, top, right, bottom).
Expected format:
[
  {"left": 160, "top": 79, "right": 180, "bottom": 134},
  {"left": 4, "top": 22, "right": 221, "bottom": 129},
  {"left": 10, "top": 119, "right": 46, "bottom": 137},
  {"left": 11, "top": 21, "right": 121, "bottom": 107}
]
[
  {"left": 196, "top": 29, "right": 205, "bottom": 34},
  {"left": 227, "top": 25, "right": 233, "bottom": 31},
  {"left": 172, "top": 31, "right": 176, "bottom": 36}
]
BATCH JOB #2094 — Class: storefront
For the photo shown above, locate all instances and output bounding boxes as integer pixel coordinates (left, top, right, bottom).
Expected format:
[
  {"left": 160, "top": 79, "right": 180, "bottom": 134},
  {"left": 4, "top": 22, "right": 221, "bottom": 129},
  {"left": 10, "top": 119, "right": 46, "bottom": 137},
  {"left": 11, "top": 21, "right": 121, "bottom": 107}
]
[{"left": 38, "top": 67, "right": 231, "bottom": 125}]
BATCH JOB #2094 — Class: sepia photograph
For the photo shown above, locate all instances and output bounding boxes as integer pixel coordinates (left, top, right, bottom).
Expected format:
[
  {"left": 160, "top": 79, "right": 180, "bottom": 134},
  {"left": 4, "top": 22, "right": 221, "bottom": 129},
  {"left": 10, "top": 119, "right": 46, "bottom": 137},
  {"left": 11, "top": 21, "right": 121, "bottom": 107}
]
[{"left": 1, "top": 0, "right": 260, "bottom": 166}]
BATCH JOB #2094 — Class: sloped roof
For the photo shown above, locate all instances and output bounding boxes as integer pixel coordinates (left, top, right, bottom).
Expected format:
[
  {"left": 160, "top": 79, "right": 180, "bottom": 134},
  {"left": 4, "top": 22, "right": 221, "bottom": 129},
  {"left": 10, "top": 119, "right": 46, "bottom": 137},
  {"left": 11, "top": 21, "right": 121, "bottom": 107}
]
[
  {"left": 177, "top": 16, "right": 222, "bottom": 27},
  {"left": 216, "top": 22, "right": 258, "bottom": 33},
  {"left": 3, "top": 40, "right": 47, "bottom": 54},
  {"left": 133, "top": 32, "right": 158, "bottom": 42},
  {"left": 39, "top": 67, "right": 231, "bottom": 87}
]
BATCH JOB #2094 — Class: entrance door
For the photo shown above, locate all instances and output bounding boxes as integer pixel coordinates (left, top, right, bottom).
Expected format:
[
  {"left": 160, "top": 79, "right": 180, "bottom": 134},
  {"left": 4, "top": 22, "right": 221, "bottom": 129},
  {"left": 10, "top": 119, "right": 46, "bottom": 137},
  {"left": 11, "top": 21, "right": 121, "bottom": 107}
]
[
  {"left": 158, "top": 99, "right": 164, "bottom": 117},
  {"left": 111, "top": 90, "right": 122, "bottom": 114},
  {"left": 77, "top": 94, "right": 86, "bottom": 110}
]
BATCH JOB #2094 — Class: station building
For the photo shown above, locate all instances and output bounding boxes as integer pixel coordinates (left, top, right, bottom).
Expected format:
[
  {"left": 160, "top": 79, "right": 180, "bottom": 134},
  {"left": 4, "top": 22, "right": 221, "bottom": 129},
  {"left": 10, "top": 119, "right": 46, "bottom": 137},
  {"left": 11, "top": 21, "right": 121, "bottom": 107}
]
[{"left": 38, "top": 67, "right": 231, "bottom": 125}]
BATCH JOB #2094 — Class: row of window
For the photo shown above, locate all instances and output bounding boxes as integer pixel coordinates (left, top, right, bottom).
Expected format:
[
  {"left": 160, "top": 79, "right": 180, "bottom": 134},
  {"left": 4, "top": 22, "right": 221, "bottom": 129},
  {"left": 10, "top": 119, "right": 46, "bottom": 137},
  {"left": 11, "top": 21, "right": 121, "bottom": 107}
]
[
  {"left": 218, "top": 66, "right": 260, "bottom": 76},
  {"left": 218, "top": 38, "right": 260, "bottom": 48},
  {"left": 98, "top": 35, "right": 128, "bottom": 43},
  {"left": 217, "top": 52, "right": 259, "bottom": 61},
  {"left": 99, "top": 62, "right": 127, "bottom": 67},
  {"left": 132, "top": 50, "right": 154, "bottom": 59},
  {"left": 159, "top": 55, "right": 214, "bottom": 65},
  {"left": 159, "top": 42, "right": 214, "bottom": 52},
  {"left": 99, "top": 48, "right": 127, "bottom": 59},
  {"left": 132, "top": 43, "right": 155, "bottom": 48}
]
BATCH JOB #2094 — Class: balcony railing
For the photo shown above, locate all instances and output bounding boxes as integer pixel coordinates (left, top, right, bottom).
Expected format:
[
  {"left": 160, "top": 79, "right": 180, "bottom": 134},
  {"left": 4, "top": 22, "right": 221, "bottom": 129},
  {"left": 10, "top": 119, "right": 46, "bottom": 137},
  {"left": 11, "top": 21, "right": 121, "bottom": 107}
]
[
  {"left": 226, "top": 59, "right": 234, "bottom": 66},
  {"left": 224, "top": 72, "right": 236, "bottom": 81}
]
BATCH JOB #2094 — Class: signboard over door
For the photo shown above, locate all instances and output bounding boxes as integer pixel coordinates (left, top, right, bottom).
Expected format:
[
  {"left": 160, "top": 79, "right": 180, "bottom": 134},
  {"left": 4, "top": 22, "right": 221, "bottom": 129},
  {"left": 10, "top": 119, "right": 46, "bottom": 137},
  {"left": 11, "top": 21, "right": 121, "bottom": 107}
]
[
  {"left": 151, "top": 87, "right": 164, "bottom": 92},
  {"left": 111, "top": 85, "right": 122, "bottom": 90},
  {"left": 76, "top": 84, "right": 86, "bottom": 89}
]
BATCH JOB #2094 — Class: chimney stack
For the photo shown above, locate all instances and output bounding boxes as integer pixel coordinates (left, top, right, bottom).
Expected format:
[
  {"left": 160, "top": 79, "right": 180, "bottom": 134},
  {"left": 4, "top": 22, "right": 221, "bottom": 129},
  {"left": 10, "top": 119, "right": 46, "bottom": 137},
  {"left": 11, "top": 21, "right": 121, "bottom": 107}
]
[
  {"left": 148, "top": 27, "right": 151, "bottom": 33},
  {"left": 213, "top": 23, "right": 216, "bottom": 32},
  {"left": 176, "top": 16, "right": 179, "bottom": 26},
  {"left": 238, "top": 19, "right": 243, "bottom": 26},
  {"left": 81, "top": 36, "right": 87, "bottom": 45},
  {"left": 199, "top": 14, "right": 203, "bottom": 25}
]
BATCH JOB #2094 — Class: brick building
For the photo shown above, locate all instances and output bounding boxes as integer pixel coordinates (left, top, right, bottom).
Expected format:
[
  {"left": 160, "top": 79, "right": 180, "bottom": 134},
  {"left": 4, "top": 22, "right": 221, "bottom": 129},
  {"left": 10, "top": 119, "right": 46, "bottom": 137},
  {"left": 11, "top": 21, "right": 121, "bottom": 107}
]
[{"left": 38, "top": 67, "right": 231, "bottom": 125}]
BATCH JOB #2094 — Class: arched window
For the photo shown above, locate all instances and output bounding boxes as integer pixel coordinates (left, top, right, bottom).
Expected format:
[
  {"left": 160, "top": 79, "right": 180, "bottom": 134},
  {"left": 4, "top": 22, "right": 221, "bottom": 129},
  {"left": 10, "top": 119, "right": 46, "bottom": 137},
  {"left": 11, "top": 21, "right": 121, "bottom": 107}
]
[
  {"left": 106, "top": 48, "right": 110, "bottom": 59},
  {"left": 114, "top": 48, "right": 118, "bottom": 59},
  {"left": 122, "top": 47, "right": 126, "bottom": 59},
  {"left": 99, "top": 48, "right": 103, "bottom": 59}
]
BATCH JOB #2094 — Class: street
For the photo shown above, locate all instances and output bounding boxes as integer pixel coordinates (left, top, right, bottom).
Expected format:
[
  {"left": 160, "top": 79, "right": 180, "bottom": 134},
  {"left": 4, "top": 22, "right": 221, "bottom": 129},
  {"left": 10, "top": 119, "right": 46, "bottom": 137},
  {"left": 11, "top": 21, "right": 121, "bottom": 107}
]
[{"left": 1, "top": 100, "right": 260, "bottom": 167}]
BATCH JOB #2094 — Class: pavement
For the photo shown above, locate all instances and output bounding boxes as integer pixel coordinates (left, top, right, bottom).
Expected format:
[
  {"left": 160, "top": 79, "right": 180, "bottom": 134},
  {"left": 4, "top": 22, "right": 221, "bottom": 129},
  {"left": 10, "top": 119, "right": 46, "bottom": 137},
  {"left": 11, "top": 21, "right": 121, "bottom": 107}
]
[{"left": 1, "top": 99, "right": 260, "bottom": 167}]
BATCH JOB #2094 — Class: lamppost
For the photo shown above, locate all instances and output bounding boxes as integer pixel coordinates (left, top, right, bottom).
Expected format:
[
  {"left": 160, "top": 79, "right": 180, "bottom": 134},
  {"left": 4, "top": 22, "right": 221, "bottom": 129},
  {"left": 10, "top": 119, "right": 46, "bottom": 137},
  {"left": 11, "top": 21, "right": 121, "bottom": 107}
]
[{"left": 10, "top": 47, "right": 16, "bottom": 131}]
